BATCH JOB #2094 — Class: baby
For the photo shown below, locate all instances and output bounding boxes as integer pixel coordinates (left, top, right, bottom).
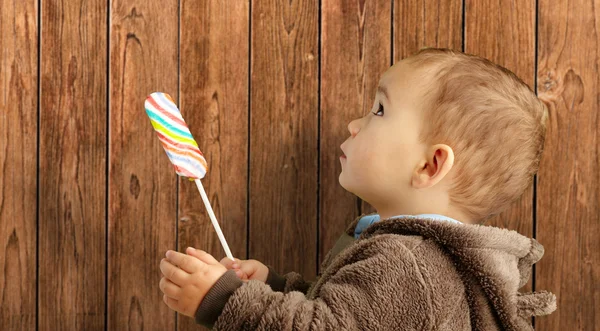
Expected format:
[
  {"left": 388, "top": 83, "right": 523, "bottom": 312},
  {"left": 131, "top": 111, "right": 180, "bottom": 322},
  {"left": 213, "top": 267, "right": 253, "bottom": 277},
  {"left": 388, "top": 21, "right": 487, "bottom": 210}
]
[{"left": 159, "top": 48, "right": 556, "bottom": 330}]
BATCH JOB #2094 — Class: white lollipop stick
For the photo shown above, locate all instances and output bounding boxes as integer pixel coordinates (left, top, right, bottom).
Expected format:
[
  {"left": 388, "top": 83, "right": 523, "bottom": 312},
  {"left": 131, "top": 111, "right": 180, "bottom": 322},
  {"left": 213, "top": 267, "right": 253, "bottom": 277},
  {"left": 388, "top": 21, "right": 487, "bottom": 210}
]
[{"left": 194, "top": 179, "right": 234, "bottom": 261}]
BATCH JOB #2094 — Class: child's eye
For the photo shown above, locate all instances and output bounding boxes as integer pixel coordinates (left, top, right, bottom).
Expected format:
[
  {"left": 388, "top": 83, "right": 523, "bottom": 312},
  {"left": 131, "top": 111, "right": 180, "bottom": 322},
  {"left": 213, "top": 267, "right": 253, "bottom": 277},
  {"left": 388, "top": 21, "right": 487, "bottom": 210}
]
[{"left": 372, "top": 102, "right": 384, "bottom": 116}]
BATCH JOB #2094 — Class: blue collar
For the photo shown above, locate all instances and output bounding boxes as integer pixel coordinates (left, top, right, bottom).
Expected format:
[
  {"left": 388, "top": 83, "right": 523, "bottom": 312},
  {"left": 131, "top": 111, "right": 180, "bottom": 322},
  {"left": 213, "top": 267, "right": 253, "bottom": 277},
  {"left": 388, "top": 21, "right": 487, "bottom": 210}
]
[{"left": 354, "top": 214, "right": 461, "bottom": 239}]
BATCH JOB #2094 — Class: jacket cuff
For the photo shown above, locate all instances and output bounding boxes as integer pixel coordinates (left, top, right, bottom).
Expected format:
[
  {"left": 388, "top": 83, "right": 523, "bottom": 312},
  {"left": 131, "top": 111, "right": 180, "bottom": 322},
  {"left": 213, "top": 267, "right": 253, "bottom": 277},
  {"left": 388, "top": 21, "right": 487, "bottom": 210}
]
[
  {"left": 194, "top": 270, "right": 243, "bottom": 328},
  {"left": 265, "top": 265, "right": 287, "bottom": 292}
]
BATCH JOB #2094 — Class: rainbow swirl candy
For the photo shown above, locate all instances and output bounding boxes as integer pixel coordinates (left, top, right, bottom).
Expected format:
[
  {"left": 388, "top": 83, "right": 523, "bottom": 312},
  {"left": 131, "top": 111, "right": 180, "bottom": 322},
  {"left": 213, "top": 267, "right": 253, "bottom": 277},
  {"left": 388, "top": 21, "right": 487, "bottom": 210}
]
[{"left": 145, "top": 92, "right": 208, "bottom": 179}]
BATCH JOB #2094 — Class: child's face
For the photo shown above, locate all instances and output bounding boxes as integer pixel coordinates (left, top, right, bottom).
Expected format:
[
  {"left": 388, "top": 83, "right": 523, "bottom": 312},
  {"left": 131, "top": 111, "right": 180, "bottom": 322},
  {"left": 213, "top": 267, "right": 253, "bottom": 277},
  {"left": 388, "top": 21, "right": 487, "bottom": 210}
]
[{"left": 339, "top": 60, "right": 429, "bottom": 208}]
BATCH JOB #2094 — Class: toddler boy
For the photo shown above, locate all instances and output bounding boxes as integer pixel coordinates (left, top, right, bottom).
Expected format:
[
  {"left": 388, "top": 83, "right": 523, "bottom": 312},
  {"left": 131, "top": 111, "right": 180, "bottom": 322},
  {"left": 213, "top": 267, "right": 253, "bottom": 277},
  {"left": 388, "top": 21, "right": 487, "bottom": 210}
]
[{"left": 159, "top": 48, "right": 556, "bottom": 330}]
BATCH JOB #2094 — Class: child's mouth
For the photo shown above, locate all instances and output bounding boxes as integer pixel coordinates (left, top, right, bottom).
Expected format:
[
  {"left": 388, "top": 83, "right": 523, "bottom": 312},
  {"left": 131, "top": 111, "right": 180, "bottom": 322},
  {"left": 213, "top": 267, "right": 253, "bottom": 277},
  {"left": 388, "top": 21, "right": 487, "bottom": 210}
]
[{"left": 340, "top": 144, "right": 347, "bottom": 159}]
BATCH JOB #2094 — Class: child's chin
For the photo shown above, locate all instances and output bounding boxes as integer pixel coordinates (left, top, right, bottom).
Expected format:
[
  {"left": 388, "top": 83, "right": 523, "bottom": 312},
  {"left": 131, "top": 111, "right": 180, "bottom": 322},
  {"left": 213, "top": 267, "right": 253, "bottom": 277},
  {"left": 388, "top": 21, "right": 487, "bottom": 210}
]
[
  {"left": 338, "top": 172, "right": 352, "bottom": 192},
  {"left": 338, "top": 171, "right": 346, "bottom": 187}
]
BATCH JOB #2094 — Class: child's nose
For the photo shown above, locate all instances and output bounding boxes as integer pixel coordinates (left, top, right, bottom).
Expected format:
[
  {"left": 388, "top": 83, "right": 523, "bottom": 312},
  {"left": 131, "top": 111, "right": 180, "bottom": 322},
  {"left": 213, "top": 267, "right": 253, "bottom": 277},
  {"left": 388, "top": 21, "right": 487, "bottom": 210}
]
[{"left": 347, "top": 118, "right": 361, "bottom": 137}]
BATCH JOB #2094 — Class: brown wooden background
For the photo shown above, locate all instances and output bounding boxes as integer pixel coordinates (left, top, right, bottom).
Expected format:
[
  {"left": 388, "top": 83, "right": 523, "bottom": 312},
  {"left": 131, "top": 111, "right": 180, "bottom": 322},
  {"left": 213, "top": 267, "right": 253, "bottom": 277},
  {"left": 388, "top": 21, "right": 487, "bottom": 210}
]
[{"left": 1, "top": 0, "right": 598, "bottom": 330}]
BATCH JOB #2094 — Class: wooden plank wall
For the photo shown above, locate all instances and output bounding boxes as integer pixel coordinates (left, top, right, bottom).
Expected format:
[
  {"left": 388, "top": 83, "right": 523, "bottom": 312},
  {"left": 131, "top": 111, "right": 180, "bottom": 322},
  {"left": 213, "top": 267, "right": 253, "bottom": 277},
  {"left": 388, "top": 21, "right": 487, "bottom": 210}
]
[
  {"left": 0, "top": 0, "right": 38, "bottom": 330},
  {"left": 39, "top": 0, "right": 107, "bottom": 330},
  {"left": 1, "top": 0, "right": 598, "bottom": 330},
  {"left": 109, "top": 1, "right": 178, "bottom": 330},
  {"left": 536, "top": 0, "right": 599, "bottom": 329}
]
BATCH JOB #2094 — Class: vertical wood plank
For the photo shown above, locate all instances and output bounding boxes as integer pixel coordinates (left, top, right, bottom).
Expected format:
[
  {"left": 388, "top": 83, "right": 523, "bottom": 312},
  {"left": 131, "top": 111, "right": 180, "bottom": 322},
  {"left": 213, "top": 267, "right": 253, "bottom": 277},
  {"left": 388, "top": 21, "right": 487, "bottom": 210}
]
[
  {"left": 536, "top": 0, "right": 600, "bottom": 329},
  {"left": 109, "top": 1, "right": 178, "bottom": 330},
  {"left": 464, "top": 0, "right": 536, "bottom": 292},
  {"left": 249, "top": 0, "right": 319, "bottom": 279},
  {"left": 39, "top": 0, "right": 106, "bottom": 329},
  {"left": 178, "top": 1, "right": 249, "bottom": 329},
  {"left": 319, "top": 0, "right": 390, "bottom": 268},
  {"left": 393, "top": 0, "right": 463, "bottom": 62},
  {"left": 0, "top": 0, "right": 38, "bottom": 329}
]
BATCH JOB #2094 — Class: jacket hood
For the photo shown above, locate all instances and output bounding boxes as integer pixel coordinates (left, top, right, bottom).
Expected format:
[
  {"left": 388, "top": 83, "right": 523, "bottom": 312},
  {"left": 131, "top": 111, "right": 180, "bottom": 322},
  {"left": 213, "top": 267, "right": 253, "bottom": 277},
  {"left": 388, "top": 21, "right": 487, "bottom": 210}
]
[{"left": 348, "top": 214, "right": 556, "bottom": 330}]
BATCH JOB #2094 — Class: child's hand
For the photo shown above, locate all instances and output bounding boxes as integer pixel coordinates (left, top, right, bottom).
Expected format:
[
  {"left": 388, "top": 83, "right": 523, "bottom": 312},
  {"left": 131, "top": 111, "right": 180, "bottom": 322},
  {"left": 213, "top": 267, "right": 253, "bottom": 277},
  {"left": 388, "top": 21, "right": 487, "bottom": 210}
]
[
  {"left": 159, "top": 247, "right": 227, "bottom": 317},
  {"left": 217, "top": 257, "right": 269, "bottom": 282}
]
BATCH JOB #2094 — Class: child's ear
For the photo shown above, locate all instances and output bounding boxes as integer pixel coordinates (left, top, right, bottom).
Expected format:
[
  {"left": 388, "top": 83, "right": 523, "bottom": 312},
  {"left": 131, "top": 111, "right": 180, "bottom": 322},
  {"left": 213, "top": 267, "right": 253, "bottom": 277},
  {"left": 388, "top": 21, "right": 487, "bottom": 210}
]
[{"left": 412, "top": 144, "right": 454, "bottom": 189}]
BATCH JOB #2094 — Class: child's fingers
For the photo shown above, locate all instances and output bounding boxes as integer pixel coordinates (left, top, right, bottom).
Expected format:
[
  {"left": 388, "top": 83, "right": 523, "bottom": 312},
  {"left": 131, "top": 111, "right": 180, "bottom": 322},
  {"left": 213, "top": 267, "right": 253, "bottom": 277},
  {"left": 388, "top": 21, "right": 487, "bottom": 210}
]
[
  {"left": 163, "top": 294, "right": 180, "bottom": 313},
  {"left": 159, "top": 277, "right": 181, "bottom": 299},
  {"left": 234, "top": 269, "right": 249, "bottom": 280},
  {"left": 165, "top": 251, "right": 203, "bottom": 274},
  {"left": 215, "top": 257, "right": 247, "bottom": 278},
  {"left": 219, "top": 257, "right": 233, "bottom": 267},
  {"left": 237, "top": 262, "right": 258, "bottom": 276},
  {"left": 160, "top": 258, "right": 190, "bottom": 285},
  {"left": 185, "top": 247, "right": 219, "bottom": 265},
  {"left": 219, "top": 257, "right": 242, "bottom": 269}
]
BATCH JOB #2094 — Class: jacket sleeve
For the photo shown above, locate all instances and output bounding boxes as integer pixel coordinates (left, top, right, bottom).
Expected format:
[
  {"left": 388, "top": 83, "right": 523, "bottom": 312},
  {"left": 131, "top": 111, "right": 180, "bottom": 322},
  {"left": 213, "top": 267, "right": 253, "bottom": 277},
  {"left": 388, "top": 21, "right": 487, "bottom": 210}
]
[
  {"left": 265, "top": 266, "right": 315, "bottom": 294},
  {"left": 198, "top": 236, "right": 434, "bottom": 330},
  {"left": 262, "top": 215, "right": 364, "bottom": 294},
  {"left": 266, "top": 233, "right": 339, "bottom": 294}
]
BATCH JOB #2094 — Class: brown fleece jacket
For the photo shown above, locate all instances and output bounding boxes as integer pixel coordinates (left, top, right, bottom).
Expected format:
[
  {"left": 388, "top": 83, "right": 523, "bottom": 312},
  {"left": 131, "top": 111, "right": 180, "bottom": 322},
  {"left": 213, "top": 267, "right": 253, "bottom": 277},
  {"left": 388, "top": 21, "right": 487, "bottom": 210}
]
[{"left": 195, "top": 214, "right": 556, "bottom": 330}]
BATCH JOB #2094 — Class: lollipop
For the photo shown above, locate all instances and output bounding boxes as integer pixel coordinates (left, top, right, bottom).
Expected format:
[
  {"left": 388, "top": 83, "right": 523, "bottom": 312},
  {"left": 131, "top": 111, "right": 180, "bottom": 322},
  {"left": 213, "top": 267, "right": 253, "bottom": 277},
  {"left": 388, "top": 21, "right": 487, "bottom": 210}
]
[{"left": 145, "top": 92, "right": 234, "bottom": 261}]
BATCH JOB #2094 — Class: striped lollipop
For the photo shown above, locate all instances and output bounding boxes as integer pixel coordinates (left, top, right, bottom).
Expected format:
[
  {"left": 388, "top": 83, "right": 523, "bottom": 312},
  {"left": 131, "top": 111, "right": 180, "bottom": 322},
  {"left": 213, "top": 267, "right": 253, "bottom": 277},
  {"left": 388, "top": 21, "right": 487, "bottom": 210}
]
[
  {"left": 144, "top": 92, "right": 234, "bottom": 261},
  {"left": 145, "top": 92, "right": 208, "bottom": 179}
]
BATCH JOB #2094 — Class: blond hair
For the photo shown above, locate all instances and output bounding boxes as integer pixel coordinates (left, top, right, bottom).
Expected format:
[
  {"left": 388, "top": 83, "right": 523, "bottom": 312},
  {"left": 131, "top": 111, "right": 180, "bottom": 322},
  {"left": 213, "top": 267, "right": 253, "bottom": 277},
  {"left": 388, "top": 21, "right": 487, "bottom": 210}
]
[{"left": 408, "top": 48, "right": 548, "bottom": 221}]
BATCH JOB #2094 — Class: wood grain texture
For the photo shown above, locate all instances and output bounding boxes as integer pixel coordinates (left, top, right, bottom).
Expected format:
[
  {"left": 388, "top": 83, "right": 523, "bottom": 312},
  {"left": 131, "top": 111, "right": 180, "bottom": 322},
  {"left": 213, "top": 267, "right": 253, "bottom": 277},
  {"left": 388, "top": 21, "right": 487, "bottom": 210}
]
[
  {"left": 393, "top": 0, "right": 463, "bottom": 61},
  {"left": 0, "top": 0, "right": 38, "bottom": 329},
  {"left": 178, "top": 1, "right": 249, "bottom": 329},
  {"left": 249, "top": 0, "right": 319, "bottom": 279},
  {"left": 536, "top": 0, "right": 600, "bottom": 329},
  {"left": 109, "top": 1, "right": 178, "bottom": 330},
  {"left": 319, "top": 0, "right": 390, "bottom": 269},
  {"left": 464, "top": 0, "right": 536, "bottom": 292},
  {"left": 39, "top": 0, "right": 106, "bottom": 329},
  {"left": 1, "top": 2, "right": 599, "bottom": 329}
]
